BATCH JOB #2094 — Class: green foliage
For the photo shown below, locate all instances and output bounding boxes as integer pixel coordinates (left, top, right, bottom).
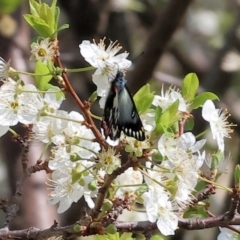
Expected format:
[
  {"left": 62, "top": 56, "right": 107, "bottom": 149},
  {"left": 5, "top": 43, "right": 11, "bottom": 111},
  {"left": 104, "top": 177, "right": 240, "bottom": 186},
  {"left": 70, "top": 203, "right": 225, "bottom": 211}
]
[
  {"left": 182, "top": 73, "right": 199, "bottom": 102},
  {"left": 150, "top": 235, "right": 164, "bottom": 240},
  {"left": 184, "top": 118, "right": 194, "bottom": 131},
  {"left": 34, "top": 60, "right": 52, "bottom": 90},
  {"left": 234, "top": 165, "right": 240, "bottom": 187},
  {"left": 195, "top": 180, "right": 206, "bottom": 192},
  {"left": 23, "top": 0, "right": 69, "bottom": 38},
  {"left": 88, "top": 91, "right": 98, "bottom": 103},
  {"left": 134, "top": 84, "right": 154, "bottom": 113},
  {"left": 155, "top": 100, "right": 180, "bottom": 134},
  {"left": 184, "top": 205, "right": 208, "bottom": 218},
  {"left": 105, "top": 224, "right": 118, "bottom": 234},
  {"left": 191, "top": 92, "right": 219, "bottom": 110}
]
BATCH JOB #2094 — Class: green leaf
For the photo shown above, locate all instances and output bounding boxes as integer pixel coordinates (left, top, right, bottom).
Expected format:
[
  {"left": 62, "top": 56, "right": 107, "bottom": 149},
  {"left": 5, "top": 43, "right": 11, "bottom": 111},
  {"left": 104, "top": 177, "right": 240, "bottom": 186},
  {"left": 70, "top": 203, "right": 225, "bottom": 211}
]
[
  {"left": 120, "top": 233, "right": 134, "bottom": 240},
  {"left": 191, "top": 92, "right": 219, "bottom": 109},
  {"left": 34, "top": 61, "right": 52, "bottom": 90},
  {"left": 53, "top": 6, "right": 60, "bottom": 34},
  {"left": 57, "top": 24, "right": 69, "bottom": 33},
  {"left": 155, "top": 106, "right": 164, "bottom": 134},
  {"left": 184, "top": 205, "right": 208, "bottom": 218},
  {"left": 234, "top": 165, "right": 240, "bottom": 187},
  {"left": 184, "top": 118, "right": 194, "bottom": 131},
  {"left": 150, "top": 235, "right": 164, "bottom": 240},
  {"left": 182, "top": 73, "right": 199, "bottom": 102},
  {"left": 195, "top": 180, "right": 206, "bottom": 192},
  {"left": 25, "top": 0, "right": 59, "bottom": 37},
  {"left": 155, "top": 101, "right": 180, "bottom": 134},
  {"left": 46, "top": 85, "right": 65, "bottom": 101},
  {"left": 23, "top": 14, "right": 52, "bottom": 37},
  {"left": 134, "top": 84, "right": 154, "bottom": 113}
]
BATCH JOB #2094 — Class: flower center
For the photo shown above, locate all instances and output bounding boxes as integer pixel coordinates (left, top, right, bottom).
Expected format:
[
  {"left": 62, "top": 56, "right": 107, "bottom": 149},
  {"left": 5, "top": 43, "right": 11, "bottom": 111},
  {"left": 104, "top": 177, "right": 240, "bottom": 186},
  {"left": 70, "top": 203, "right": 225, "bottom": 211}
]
[{"left": 38, "top": 48, "right": 47, "bottom": 57}]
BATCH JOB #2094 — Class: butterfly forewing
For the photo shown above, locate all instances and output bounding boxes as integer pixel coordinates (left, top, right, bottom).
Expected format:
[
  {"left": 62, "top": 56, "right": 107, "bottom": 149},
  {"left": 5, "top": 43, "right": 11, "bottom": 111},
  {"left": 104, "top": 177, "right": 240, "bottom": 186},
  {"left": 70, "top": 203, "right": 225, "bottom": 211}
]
[{"left": 101, "top": 71, "right": 145, "bottom": 141}]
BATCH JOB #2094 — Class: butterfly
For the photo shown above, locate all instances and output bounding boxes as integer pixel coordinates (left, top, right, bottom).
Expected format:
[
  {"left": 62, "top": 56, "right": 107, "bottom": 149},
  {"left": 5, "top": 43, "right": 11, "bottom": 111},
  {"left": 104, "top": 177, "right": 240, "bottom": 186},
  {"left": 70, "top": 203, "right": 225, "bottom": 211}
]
[{"left": 101, "top": 71, "right": 145, "bottom": 141}]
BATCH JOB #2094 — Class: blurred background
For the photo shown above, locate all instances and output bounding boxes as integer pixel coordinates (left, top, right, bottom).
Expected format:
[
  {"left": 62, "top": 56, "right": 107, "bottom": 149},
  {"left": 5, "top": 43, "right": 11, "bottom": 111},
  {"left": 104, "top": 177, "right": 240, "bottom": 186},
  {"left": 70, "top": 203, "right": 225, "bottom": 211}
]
[{"left": 0, "top": 0, "right": 240, "bottom": 239}]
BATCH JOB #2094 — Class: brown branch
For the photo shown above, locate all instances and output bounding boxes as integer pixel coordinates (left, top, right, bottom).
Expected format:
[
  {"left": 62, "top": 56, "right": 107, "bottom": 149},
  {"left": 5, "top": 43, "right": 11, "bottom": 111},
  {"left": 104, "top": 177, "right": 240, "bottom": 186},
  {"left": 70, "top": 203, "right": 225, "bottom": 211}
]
[
  {"left": 1, "top": 135, "right": 51, "bottom": 226},
  {"left": 223, "top": 188, "right": 239, "bottom": 221},
  {"left": 128, "top": 0, "right": 193, "bottom": 93},
  {"left": 54, "top": 46, "right": 107, "bottom": 148},
  {"left": 92, "top": 160, "right": 135, "bottom": 219},
  {"left": 1, "top": 213, "right": 240, "bottom": 239}
]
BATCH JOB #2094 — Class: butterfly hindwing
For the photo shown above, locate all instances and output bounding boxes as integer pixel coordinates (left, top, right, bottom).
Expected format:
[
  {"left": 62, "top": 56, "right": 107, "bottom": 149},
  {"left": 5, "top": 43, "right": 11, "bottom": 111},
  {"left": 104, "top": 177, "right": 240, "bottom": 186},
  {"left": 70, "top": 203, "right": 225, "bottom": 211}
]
[
  {"left": 117, "top": 85, "right": 145, "bottom": 141},
  {"left": 101, "top": 71, "right": 145, "bottom": 141}
]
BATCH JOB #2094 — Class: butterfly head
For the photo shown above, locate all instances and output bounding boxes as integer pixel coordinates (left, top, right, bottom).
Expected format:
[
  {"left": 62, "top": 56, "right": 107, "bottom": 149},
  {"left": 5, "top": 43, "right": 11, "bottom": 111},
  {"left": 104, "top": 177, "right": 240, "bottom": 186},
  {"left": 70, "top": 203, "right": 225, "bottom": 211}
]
[{"left": 112, "top": 71, "right": 127, "bottom": 92}]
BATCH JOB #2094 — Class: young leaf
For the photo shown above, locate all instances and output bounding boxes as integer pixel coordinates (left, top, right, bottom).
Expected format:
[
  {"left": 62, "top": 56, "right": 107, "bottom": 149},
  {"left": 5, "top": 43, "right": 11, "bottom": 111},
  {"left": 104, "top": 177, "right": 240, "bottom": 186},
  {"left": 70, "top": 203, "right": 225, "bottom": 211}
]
[
  {"left": 23, "top": 14, "right": 52, "bottom": 37},
  {"left": 34, "top": 61, "right": 52, "bottom": 90},
  {"left": 191, "top": 92, "right": 219, "bottom": 109},
  {"left": 134, "top": 84, "right": 154, "bottom": 113},
  {"left": 182, "top": 73, "right": 199, "bottom": 102},
  {"left": 166, "top": 99, "right": 179, "bottom": 126}
]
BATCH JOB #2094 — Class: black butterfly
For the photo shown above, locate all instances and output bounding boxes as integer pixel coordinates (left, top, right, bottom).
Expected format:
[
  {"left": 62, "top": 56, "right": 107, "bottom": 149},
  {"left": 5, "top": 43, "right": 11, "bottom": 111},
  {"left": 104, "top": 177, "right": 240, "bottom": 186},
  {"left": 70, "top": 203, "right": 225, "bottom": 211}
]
[{"left": 101, "top": 71, "right": 145, "bottom": 141}]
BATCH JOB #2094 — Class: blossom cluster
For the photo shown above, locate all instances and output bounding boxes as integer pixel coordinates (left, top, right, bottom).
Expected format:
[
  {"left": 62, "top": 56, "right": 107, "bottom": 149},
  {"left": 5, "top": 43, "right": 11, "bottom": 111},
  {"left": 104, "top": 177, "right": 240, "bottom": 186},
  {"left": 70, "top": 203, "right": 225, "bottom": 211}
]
[{"left": 0, "top": 37, "right": 235, "bottom": 237}]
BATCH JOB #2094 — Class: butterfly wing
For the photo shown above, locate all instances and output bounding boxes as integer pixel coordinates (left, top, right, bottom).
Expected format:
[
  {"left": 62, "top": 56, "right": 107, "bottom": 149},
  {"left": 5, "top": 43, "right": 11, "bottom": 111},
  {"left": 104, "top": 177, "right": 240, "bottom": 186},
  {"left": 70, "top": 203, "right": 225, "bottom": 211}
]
[
  {"left": 101, "top": 84, "right": 122, "bottom": 140},
  {"left": 117, "top": 85, "right": 145, "bottom": 141},
  {"left": 101, "top": 71, "right": 145, "bottom": 141}
]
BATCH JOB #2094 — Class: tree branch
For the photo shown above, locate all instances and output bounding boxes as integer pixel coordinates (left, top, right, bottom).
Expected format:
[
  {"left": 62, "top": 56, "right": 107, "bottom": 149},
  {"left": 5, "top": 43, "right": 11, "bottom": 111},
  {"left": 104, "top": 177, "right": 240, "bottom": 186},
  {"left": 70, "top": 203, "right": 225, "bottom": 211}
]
[{"left": 128, "top": 0, "right": 193, "bottom": 93}]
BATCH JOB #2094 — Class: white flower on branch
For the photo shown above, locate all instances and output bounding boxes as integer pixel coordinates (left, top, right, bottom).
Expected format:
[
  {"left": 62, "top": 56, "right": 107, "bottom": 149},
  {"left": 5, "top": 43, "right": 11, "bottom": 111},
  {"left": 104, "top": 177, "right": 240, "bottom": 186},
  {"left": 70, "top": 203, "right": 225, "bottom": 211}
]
[
  {"left": 79, "top": 38, "right": 132, "bottom": 102},
  {"left": 202, "top": 100, "right": 234, "bottom": 152},
  {"left": 142, "top": 187, "right": 178, "bottom": 236},
  {"left": 98, "top": 147, "right": 121, "bottom": 174},
  {"left": 0, "top": 81, "right": 43, "bottom": 126},
  {"left": 152, "top": 86, "right": 189, "bottom": 112},
  {"left": 30, "top": 38, "right": 55, "bottom": 64},
  {"left": 47, "top": 166, "right": 95, "bottom": 214},
  {"left": 115, "top": 167, "right": 143, "bottom": 199}
]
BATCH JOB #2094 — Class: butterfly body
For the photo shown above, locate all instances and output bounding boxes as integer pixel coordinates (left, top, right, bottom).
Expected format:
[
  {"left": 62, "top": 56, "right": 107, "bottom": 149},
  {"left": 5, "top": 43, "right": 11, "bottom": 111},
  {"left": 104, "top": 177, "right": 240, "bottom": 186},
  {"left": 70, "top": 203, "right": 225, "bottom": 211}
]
[{"left": 101, "top": 71, "right": 145, "bottom": 141}]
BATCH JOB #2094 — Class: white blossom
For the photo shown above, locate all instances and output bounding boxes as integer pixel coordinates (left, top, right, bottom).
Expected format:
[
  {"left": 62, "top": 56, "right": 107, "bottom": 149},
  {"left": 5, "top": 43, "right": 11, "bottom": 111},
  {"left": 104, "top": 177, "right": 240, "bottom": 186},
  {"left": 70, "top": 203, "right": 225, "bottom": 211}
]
[
  {"left": 115, "top": 167, "right": 143, "bottom": 199},
  {"left": 79, "top": 39, "right": 131, "bottom": 100},
  {"left": 30, "top": 38, "right": 55, "bottom": 64},
  {"left": 98, "top": 148, "right": 121, "bottom": 174},
  {"left": 152, "top": 86, "right": 189, "bottom": 112},
  {"left": 202, "top": 100, "right": 234, "bottom": 152},
  {"left": 0, "top": 81, "right": 43, "bottom": 126},
  {"left": 142, "top": 187, "right": 178, "bottom": 236},
  {"left": 47, "top": 167, "right": 95, "bottom": 213},
  {"left": 218, "top": 227, "right": 240, "bottom": 240}
]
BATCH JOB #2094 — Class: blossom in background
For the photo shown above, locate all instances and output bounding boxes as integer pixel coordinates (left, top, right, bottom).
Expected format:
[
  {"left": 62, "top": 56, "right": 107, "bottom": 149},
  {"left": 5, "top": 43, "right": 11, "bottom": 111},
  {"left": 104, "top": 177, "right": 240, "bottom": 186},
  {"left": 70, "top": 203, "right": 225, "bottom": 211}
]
[
  {"left": 152, "top": 86, "right": 189, "bottom": 112},
  {"left": 30, "top": 38, "right": 55, "bottom": 64},
  {"left": 202, "top": 100, "right": 234, "bottom": 152},
  {"left": 79, "top": 39, "right": 132, "bottom": 100}
]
